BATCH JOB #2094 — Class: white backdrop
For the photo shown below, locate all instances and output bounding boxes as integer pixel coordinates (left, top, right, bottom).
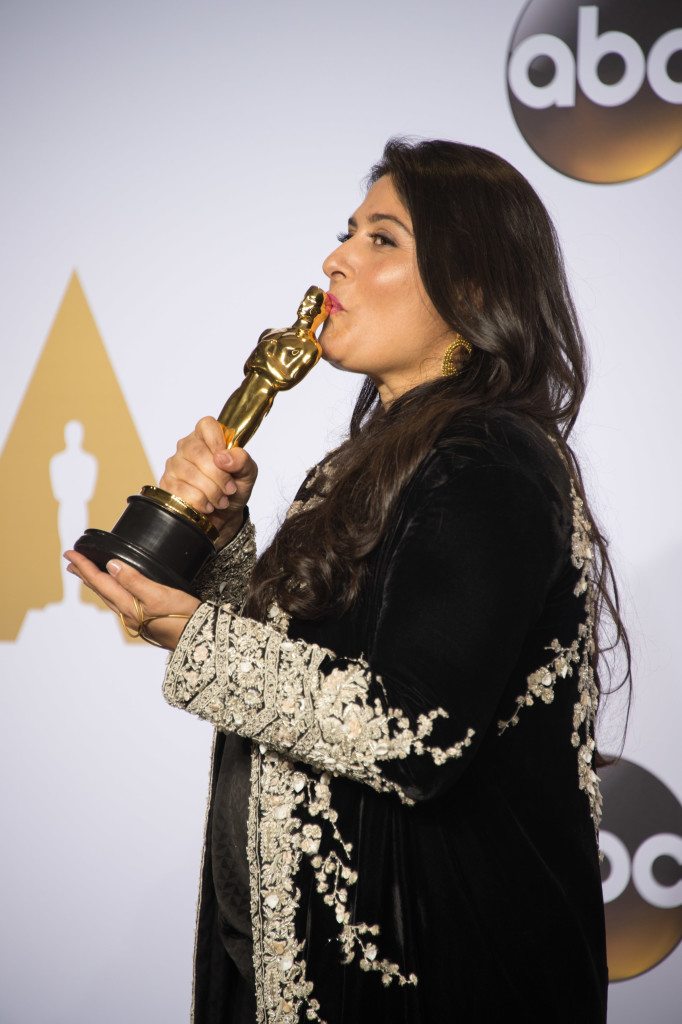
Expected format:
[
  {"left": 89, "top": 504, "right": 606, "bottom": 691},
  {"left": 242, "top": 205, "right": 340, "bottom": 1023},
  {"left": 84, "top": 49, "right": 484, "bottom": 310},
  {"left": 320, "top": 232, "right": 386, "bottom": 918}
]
[{"left": 1, "top": 1, "right": 680, "bottom": 1020}]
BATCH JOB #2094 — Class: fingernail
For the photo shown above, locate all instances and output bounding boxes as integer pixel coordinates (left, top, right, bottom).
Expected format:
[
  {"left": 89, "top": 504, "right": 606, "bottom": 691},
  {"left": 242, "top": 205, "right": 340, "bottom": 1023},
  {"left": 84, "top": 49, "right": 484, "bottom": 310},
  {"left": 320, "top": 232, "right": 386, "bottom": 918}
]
[
  {"left": 225, "top": 481, "right": 237, "bottom": 495},
  {"left": 206, "top": 502, "right": 214, "bottom": 513},
  {"left": 107, "top": 560, "right": 122, "bottom": 575},
  {"left": 221, "top": 453, "right": 233, "bottom": 467},
  {"left": 66, "top": 565, "right": 76, "bottom": 575},
  {"left": 218, "top": 496, "right": 229, "bottom": 509}
]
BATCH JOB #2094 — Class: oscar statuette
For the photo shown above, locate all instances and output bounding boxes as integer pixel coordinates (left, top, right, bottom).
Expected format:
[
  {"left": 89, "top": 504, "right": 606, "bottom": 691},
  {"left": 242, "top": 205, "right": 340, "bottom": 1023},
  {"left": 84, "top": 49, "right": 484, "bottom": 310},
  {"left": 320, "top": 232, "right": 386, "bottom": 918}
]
[{"left": 73, "top": 286, "right": 329, "bottom": 592}]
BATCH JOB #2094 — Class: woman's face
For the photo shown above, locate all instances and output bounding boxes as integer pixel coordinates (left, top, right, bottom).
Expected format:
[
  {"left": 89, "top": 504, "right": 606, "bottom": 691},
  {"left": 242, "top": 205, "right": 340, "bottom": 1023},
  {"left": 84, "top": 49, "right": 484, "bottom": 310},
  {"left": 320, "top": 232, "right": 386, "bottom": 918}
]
[{"left": 321, "top": 174, "right": 453, "bottom": 405}]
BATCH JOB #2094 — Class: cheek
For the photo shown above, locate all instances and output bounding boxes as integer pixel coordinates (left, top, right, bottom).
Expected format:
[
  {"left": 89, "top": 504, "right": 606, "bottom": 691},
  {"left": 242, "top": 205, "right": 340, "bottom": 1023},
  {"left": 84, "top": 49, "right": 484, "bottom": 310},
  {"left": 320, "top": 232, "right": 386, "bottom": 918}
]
[
  {"left": 368, "top": 260, "right": 413, "bottom": 303},
  {"left": 376, "top": 265, "right": 432, "bottom": 337},
  {"left": 363, "top": 267, "right": 428, "bottom": 342}
]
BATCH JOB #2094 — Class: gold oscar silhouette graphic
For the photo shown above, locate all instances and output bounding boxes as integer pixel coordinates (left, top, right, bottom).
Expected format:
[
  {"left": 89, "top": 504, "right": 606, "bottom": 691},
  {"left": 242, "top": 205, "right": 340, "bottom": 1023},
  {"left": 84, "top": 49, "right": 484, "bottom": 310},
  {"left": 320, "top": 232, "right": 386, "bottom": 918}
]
[
  {"left": 0, "top": 273, "right": 156, "bottom": 642},
  {"left": 74, "top": 286, "right": 329, "bottom": 591}
]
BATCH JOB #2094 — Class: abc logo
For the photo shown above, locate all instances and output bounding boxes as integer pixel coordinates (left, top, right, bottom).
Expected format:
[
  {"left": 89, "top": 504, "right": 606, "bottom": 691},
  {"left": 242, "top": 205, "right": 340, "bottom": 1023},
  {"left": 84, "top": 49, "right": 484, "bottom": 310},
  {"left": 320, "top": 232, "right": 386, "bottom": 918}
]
[
  {"left": 599, "top": 757, "right": 682, "bottom": 980},
  {"left": 507, "top": 1, "right": 682, "bottom": 183}
]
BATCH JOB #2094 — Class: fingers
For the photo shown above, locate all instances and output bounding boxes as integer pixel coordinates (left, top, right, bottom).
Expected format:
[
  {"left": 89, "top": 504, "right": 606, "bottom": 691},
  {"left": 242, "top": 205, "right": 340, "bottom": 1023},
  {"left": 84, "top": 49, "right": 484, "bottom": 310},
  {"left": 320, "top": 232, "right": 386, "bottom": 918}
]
[
  {"left": 161, "top": 413, "right": 260, "bottom": 518},
  {"left": 160, "top": 416, "right": 235, "bottom": 514},
  {"left": 64, "top": 549, "right": 142, "bottom": 621},
  {"left": 195, "top": 415, "right": 228, "bottom": 454},
  {"left": 63, "top": 550, "right": 199, "bottom": 621},
  {"left": 213, "top": 445, "right": 258, "bottom": 484},
  {"left": 212, "top": 447, "right": 258, "bottom": 520},
  {"left": 162, "top": 455, "right": 235, "bottom": 513},
  {"left": 103, "top": 558, "right": 199, "bottom": 618},
  {"left": 63, "top": 550, "right": 200, "bottom": 649}
]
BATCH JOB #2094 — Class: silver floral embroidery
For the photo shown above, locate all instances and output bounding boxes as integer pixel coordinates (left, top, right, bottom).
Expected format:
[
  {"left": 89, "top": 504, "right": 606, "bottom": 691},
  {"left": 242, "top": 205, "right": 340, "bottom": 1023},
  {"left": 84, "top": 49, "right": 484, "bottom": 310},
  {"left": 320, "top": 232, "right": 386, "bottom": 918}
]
[
  {"left": 497, "top": 633, "right": 584, "bottom": 728},
  {"left": 300, "top": 769, "right": 418, "bottom": 992},
  {"left": 193, "top": 516, "right": 257, "bottom": 606},
  {"left": 570, "top": 591, "right": 602, "bottom": 831},
  {"left": 283, "top": 455, "right": 338, "bottom": 524},
  {"left": 247, "top": 746, "right": 321, "bottom": 1024},
  {"left": 246, "top": 747, "right": 418, "bottom": 1024},
  {"left": 496, "top": 446, "right": 602, "bottom": 834}
]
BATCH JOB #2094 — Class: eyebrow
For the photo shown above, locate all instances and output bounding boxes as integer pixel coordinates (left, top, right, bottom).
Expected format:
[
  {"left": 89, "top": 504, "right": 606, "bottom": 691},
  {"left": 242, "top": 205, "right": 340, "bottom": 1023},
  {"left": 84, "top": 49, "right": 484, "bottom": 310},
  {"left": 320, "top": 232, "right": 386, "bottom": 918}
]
[{"left": 348, "top": 212, "right": 413, "bottom": 236}]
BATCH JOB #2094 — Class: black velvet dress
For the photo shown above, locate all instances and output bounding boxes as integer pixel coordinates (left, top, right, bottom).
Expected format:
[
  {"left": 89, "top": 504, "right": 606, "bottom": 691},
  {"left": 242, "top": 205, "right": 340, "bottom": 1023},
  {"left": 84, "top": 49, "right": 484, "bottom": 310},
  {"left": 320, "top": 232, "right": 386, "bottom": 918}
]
[{"left": 164, "top": 409, "right": 608, "bottom": 1024}]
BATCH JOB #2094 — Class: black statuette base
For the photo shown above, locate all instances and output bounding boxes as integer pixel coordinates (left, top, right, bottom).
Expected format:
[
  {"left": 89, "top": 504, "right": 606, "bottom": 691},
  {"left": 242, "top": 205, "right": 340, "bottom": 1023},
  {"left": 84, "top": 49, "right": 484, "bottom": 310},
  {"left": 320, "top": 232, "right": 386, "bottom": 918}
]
[{"left": 74, "top": 493, "right": 217, "bottom": 594}]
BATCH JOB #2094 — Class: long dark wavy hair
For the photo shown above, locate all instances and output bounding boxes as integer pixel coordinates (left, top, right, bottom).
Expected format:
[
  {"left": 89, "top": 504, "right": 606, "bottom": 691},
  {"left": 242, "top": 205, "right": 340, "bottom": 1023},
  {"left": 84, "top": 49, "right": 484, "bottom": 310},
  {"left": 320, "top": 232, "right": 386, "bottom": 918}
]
[{"left": 243, "top": 138, "right": 631, "bottom": 756}]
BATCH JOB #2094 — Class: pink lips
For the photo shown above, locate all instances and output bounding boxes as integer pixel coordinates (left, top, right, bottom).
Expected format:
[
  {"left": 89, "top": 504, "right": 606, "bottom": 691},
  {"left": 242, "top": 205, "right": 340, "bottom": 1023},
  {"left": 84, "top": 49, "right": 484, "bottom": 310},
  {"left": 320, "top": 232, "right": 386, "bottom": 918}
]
[{"left": 325, "top": 292, "right": 344, "bottom": 314}]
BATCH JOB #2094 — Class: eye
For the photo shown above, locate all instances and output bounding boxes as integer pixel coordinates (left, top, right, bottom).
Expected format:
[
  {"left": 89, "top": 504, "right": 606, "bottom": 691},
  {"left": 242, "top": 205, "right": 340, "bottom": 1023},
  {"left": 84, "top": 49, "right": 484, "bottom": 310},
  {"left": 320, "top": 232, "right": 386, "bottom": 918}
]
[
  {"left": 369, "top": 232, "right": 395, "bottom": 247},
  {"left": 335, "top": 230, "right": 395, "bottom": 247}
]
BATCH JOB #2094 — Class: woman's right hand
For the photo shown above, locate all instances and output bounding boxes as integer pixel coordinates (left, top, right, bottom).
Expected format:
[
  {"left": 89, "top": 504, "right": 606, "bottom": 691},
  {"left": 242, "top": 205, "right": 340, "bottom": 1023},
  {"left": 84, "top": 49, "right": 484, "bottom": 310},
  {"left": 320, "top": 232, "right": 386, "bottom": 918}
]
[{"left": 159, "top": 416, "right": 259, "bottom": 549}]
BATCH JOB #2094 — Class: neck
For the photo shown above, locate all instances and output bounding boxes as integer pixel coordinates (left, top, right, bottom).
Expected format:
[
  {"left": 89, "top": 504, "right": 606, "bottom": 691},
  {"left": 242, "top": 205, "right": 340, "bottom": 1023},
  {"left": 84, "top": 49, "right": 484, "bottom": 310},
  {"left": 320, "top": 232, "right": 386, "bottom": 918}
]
[
  {"left": 376, "top": 380, "right": 397, "bottom": 409},
  {"left": 373, "top": 360, "right": 442, "bottom": 409}
]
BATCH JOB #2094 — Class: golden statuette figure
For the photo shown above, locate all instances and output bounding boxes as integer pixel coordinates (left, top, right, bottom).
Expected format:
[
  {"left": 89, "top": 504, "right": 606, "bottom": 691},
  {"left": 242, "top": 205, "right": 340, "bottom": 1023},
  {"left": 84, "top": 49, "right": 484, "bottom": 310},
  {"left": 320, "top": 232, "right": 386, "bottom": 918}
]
[
  {"left": 74, "top": 286, "right": 329, "bottom": 591},
  {"left": 217, "top": 285, "right": 329, "bottom": 448}
]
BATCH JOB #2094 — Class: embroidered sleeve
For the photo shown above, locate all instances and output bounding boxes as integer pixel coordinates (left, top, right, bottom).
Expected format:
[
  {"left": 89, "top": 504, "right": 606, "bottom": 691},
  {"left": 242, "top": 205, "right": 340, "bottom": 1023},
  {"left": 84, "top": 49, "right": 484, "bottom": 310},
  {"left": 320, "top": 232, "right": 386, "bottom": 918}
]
[
  {"left": 192, "top": 513, "right": 256, "bottom": 608},
  {"left": 164, "top": 600, "right": 474, "bottom": 806},
  {"left": 164, "top": 461, "right": 563, "bottom": 805}
]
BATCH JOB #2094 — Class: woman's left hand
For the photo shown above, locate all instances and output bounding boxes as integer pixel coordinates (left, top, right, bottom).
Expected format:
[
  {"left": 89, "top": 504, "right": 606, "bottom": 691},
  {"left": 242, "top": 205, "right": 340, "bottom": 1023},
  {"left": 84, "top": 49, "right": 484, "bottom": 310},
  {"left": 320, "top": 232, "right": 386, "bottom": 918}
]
[{"left": 63, "top": 550, "right": 201, "bottom": 651}]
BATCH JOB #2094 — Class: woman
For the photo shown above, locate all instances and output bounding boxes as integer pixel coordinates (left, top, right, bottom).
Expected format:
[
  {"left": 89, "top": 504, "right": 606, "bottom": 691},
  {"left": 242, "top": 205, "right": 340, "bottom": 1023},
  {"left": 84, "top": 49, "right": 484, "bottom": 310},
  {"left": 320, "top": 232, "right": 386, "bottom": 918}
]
[{"left": 66, "top": 139, "right": 630, "bottom": 1024}]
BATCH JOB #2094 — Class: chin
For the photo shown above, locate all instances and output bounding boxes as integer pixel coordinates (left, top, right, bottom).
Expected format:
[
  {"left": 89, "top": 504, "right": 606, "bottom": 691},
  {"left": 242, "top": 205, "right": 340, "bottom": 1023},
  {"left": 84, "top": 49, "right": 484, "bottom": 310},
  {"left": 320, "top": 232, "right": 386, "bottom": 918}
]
[
  {"left": 320, "top": 348, "right": 357, "bottom": 375},
  {"left": 320, "top": 328, "right": 368, "bottom": 375},
  {"left": 321, "top": 350, "right": 347, "bottom": 372},
  {"left": 320, "top": 332, "right": 344, "bottom": 365}
]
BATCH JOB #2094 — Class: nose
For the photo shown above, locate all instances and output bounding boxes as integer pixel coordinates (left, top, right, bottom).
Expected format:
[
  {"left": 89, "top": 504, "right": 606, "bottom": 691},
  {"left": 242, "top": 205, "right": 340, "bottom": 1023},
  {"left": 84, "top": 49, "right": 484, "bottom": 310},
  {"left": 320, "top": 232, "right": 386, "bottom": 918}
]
[{"left": 322, "top": 240, "right": 348, "bottom": 282}]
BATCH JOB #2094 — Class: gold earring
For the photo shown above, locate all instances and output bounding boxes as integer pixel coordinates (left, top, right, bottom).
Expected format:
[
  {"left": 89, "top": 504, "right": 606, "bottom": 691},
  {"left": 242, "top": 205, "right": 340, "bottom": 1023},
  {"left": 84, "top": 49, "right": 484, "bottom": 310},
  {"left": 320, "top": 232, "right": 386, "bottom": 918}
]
[{"left": 442, "top": 334, "right": 473, "bottom": 377}]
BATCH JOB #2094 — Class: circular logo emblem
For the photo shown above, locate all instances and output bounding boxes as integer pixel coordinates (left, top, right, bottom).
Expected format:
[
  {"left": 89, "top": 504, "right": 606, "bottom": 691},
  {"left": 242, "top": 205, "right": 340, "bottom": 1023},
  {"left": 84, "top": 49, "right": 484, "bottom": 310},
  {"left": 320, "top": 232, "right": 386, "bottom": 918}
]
[
  {"left": 507, "top": 1, "right": 682, "bottom": 183},
  {"left": 599, "top": 757, "right": 682, "bottom": 980}
]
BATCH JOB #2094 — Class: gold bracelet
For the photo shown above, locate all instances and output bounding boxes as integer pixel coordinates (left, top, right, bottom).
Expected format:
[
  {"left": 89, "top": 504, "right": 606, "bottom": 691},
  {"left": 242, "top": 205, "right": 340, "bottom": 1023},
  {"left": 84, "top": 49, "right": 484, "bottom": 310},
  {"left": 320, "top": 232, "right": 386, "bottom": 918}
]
[
  {"left": 138, "top": 613, "right": 192, "bottom": 648},
  {"left": 118, "top": 596, "right": 190, "bottom": 648}
]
